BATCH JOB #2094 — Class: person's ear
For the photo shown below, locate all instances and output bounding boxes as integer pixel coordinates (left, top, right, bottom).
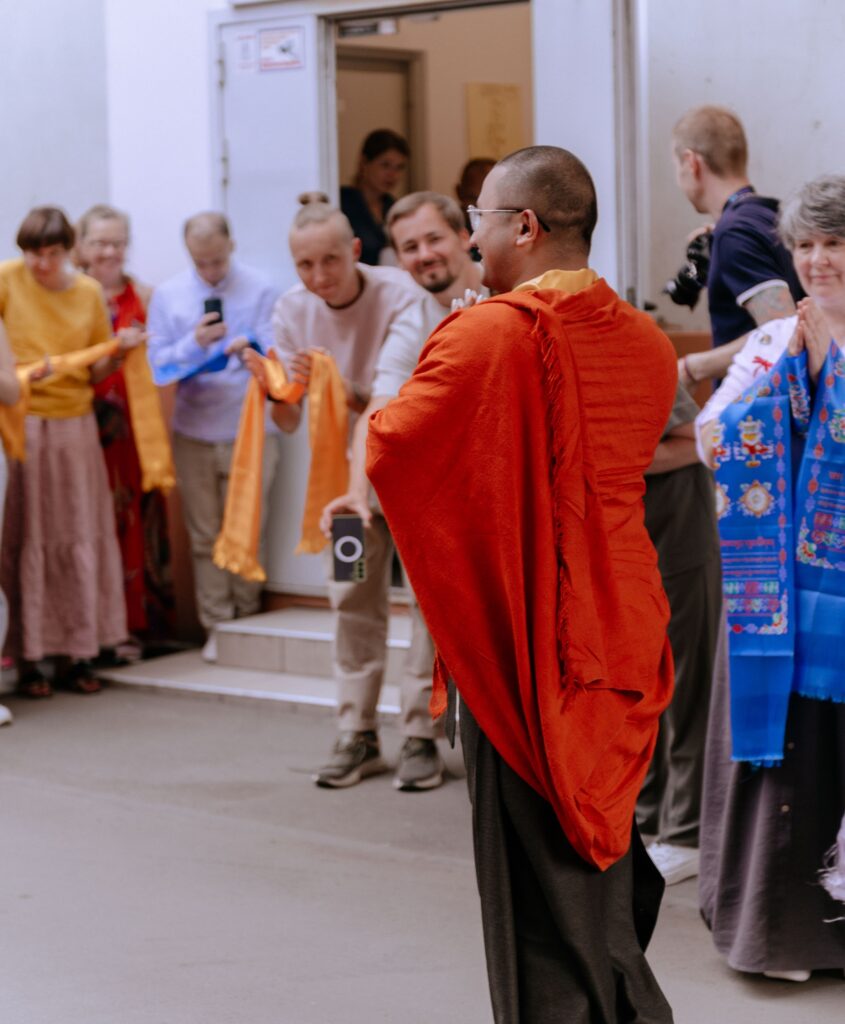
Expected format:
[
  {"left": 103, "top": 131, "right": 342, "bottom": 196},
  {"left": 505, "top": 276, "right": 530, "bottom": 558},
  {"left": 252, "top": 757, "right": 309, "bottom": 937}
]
[
  {"left": 352, "top": 236, "right": 362, "bottom": 261},
  {"left": 515, "top": 211, "right": 535, "bottom": 247},
  {"left": 684, "top": 149, "right": 703, "bottom": 180}
]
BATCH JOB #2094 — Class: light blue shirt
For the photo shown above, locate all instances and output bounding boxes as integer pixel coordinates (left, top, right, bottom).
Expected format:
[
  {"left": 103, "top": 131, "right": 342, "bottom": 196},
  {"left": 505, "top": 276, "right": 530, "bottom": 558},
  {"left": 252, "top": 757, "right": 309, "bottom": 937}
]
[{"left": 147, "top": 260, "right": 278, "bottom": 442}]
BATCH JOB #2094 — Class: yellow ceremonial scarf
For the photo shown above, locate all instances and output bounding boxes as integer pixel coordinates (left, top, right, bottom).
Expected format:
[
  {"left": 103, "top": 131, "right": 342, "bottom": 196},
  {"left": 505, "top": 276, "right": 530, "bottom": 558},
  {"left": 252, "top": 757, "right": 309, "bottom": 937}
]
[
  {"left": 213, "top": 351, "right": 348, "bottom": 582},
  {"left": 0, "top": 339, "right": 175, "bottom": 492},
  {"left": 514, "top": 267, "right": 599, "bottom": 295}
]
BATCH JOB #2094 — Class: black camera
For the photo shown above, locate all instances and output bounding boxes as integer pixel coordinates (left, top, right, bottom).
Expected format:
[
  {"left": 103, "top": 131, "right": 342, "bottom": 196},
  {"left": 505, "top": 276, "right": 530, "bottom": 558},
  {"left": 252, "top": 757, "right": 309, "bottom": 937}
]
[{"left": 663, "top": 231, "right": 712, "bottom": 309}]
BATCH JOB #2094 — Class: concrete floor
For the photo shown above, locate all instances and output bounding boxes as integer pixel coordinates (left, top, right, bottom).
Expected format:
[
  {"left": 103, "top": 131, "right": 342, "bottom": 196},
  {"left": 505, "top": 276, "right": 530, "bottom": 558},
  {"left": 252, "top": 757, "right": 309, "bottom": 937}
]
[{"left": 0, "top": 688, "right": 842, "bottom": 1024}]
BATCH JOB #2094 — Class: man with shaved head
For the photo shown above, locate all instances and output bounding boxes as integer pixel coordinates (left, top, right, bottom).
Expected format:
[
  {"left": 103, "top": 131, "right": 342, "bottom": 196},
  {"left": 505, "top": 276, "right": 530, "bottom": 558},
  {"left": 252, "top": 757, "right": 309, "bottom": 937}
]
[
  {"left": 246, "top": 193, "right": 447, "bottom": 791},
  {"left": 367, "top": 147, "right": 676, "bottom": 1021},
  {"left": 147, "top": 212, "right": 279, "bottom": 660}
]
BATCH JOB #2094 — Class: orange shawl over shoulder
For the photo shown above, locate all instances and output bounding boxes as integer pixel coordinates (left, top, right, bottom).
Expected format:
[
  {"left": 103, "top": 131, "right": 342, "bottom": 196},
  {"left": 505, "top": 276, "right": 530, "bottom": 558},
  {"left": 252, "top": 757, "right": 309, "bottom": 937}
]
[{"left": 366, "top": 278, "right": 676, "bottom": 870}]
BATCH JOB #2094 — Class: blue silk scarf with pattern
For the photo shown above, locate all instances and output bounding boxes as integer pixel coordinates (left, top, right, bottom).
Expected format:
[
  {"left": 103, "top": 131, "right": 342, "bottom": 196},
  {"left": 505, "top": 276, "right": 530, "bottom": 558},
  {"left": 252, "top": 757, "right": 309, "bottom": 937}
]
[{"left": 715, "top": 344, "right": 845, "bottom": 765}]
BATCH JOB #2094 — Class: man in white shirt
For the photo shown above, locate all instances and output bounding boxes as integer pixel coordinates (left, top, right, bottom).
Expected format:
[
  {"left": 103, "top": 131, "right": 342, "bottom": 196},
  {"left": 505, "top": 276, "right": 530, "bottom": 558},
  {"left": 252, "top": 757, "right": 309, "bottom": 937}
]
[
  {"left": 147, "top": 213, "right": 279, "bottom": 661},
  {"left": 318, "top": 192, "right": 485, "bottom": 788}
]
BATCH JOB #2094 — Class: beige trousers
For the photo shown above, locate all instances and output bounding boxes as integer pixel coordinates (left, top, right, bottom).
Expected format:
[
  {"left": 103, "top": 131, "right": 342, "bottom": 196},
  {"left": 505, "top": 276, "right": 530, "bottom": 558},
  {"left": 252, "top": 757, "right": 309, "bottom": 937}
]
[
  {"left": 327, "top": 515, "right": 436, "bottom": 738},
  {"left": 173, "top": 432, "right": 280, "bottom": 631}
]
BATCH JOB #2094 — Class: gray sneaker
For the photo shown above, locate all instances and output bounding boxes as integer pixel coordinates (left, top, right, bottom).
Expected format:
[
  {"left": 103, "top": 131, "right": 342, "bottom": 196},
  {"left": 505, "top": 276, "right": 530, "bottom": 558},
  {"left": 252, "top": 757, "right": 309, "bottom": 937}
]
[
  {"left": 314, "top": 730, "right": 387, "bottom": 788},
  {"left": 394, "top": 737, "right": 444, "bottom": 791}
]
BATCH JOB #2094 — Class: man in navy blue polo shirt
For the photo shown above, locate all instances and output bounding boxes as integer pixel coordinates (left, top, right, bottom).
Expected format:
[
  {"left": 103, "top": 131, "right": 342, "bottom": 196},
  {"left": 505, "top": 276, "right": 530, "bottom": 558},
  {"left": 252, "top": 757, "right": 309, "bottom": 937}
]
[{"left": 671, "top": 106, "right": 803, "bottom": 387}]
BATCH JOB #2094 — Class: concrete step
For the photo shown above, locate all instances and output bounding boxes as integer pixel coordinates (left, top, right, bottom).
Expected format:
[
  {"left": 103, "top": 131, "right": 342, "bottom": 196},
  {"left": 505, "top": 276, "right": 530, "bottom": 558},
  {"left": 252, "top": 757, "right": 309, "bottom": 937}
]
[
  {"left": 98, "top": 649, "right": 400, "bottom": 719},
  {"left": 214, "top": 606, "right": 412, "bottom": 684}
]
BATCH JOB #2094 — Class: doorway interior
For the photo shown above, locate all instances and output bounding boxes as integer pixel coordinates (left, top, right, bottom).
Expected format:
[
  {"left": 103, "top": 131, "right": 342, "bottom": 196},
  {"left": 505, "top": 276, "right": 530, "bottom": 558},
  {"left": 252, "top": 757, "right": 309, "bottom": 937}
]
[{"left": 334, "top": 2, "right": 532, "bottom": 206}]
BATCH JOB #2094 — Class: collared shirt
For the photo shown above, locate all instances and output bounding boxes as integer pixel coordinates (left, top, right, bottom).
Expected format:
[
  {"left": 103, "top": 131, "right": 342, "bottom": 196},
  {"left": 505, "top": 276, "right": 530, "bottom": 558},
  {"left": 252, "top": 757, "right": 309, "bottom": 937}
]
[
  {"left": 707, "top": 189, "right": 803, "bottom": 348},
  {"left": 371, "top": 293, "right": 449, "bottom": 398},
  {"left": 147, "top": 260, "right": 278, "bottom": 442},
  {"left": 371, "top": 287, "right": 491, "bottom": 397}
]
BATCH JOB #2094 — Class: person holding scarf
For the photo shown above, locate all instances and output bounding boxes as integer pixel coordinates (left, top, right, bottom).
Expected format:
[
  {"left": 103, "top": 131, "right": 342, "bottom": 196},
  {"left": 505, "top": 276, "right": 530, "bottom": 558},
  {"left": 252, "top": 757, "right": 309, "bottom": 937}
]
[
  {"left": 76, "top": 204, "right": 173, "bottom": 651},
  {"left": 695, "top": 174, "right": 845, "bottom": 981},
  {"left": 0, "top": 207, "right": 129, "bottom": 698},
  {"left": 146, "top": 212, "right": 278, "bottom": 663}
]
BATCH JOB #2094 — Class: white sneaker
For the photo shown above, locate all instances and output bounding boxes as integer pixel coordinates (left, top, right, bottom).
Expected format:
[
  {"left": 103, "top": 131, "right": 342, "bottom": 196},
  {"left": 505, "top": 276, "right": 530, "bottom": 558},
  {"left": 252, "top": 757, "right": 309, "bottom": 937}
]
[
  {"left": 201, "top": 633, "right": 217, "bottom": 663},
  {"left": 763, "top": 970, "right": 811, "bottom": 982},
  {"left": 0, "top": 704, "right": 12, "bottom": 726},
  {"left": 647, "top": 842, "right": 699, "bottom": 885}
]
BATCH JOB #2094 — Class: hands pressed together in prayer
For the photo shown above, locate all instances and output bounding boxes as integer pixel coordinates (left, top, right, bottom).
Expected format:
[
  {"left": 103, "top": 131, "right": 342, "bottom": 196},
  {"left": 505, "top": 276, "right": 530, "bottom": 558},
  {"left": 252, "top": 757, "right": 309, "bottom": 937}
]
[
  {"left": 450, "top": 288, "right": 486, "bottom": 314},
  {"left": 788, "top": 297, "right": 835, "bottom": 383}
]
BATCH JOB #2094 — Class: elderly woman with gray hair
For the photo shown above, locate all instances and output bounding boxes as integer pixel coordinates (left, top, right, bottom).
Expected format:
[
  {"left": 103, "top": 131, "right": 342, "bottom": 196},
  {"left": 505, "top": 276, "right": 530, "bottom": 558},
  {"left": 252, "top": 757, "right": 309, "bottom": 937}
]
[{"left": 695, "top": 174, "right": 845, "bottom": 982}]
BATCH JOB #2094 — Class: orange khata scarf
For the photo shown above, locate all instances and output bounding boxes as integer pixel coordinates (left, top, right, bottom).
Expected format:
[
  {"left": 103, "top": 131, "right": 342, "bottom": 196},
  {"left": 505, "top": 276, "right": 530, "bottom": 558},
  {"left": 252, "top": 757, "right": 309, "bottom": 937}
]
[
  {"left": 0, "top": 340, "right": 175, "bottom": 492},
  {"left": 213, "top": 350, "right": 348, "bottom": 582},
  {"left": 366, "top": 284, "right": 674, "bottom": 870}
]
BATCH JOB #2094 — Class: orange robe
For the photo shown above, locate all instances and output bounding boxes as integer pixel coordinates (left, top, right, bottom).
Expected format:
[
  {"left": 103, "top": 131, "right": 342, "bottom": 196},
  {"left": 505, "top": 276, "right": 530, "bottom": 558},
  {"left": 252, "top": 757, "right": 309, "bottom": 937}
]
[{"left": 366, "top": 274, "right": 677, "bottom": 870}]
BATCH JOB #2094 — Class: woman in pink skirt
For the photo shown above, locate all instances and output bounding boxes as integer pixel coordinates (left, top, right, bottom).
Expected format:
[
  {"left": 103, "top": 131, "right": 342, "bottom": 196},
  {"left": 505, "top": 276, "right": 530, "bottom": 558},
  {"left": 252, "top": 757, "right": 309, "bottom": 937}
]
[{"left": 0, "top": 207, "right": 128, "bottom": 697}]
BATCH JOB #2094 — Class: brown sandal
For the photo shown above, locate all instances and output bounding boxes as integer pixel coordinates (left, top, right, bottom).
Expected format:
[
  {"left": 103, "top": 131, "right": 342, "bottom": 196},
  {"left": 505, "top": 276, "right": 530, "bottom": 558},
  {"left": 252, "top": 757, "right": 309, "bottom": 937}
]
[
  {"left": 55, "top": 660, "right": 101, "bottom": 695},
  {"left": 16, "top": 669, "right": 52, "bottom": 700}
]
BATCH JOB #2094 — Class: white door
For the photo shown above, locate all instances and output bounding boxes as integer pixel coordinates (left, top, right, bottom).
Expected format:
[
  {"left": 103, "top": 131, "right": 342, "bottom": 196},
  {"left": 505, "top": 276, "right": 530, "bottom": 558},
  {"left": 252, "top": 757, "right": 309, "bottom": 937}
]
[
  {"left": 216, "top": 15, "right": 327, "bottom": 289},
  {"left": 215, "top": 13, "right": 335, "bottom": 595}
]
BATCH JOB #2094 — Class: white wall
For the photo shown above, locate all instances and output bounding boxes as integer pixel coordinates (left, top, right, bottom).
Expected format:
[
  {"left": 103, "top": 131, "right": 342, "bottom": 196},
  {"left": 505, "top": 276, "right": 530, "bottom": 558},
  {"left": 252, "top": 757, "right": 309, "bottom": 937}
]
[
  {"left": 644, "top": 0, "right": 845, "bottom": 329},
  {"left": 532, "top": 0, "right": 621, "bottom": 289},
  {"left": 0, "top": 0, "right": 109, "bottom": 261},
  {"left": 104, "top": 0, "right": 228, "bottom": 286}
]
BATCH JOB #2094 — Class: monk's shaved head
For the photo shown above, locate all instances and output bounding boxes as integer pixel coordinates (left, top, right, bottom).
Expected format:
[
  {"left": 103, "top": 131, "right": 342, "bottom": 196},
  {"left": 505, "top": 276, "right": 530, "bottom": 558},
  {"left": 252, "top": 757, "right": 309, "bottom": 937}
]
[{"left": 495, "top": 146, "right": 598, "bottom": 254}]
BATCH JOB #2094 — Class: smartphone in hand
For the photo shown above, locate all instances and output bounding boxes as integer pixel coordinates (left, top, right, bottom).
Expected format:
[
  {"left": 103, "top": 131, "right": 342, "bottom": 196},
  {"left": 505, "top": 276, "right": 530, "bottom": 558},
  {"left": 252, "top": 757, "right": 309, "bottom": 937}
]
[
  {"left": 204, "top": 297, "right": 224, "bottom": 323},
  {"left": 331, "top": 514, "right": 366, "bottom": 582}
]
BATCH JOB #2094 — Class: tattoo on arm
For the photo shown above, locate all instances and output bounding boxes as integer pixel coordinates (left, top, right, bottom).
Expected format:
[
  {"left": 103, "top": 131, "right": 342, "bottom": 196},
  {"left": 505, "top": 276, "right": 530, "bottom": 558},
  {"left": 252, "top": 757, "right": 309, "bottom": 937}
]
[{"left": 744, "top": 285, "right": 796, "bottom": 327}]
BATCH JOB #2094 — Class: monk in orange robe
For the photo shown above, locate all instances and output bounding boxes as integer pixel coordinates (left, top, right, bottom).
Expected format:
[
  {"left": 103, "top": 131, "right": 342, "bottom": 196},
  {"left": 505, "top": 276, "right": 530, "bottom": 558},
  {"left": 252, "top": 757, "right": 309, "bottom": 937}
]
[{"left": 367, "top": 147, "right": 677, "bottom": 1023}]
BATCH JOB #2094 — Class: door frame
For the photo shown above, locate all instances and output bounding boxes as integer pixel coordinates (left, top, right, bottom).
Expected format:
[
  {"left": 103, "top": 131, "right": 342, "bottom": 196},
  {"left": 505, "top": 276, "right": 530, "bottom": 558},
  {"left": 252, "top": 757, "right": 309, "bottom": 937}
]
[{"left": 335, "top": 44, "right": 427, "bottom": 192}]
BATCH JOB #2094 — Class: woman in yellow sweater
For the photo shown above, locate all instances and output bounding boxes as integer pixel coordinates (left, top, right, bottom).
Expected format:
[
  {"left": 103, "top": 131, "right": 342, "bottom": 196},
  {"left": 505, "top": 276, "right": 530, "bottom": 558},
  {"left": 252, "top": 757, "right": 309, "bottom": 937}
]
[
  {"left": 0, "top": 318, "right": 21, "bottom": 722},
  {"left": 0, "top": 207, "right": 128, "bottom": 697}
]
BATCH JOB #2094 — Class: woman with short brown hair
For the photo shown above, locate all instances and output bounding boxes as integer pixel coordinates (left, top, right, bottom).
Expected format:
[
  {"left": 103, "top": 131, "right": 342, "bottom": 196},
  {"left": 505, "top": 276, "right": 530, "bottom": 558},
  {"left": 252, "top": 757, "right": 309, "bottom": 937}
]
[{"left": 0, "top": 206, "right": 127, "bottom": 697}]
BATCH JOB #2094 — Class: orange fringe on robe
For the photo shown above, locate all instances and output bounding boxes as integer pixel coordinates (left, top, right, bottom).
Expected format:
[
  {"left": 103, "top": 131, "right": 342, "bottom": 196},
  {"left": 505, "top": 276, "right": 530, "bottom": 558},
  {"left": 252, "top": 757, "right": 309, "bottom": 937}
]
[
  {"left": 0, "top": 340, "right": 174, "bottom": 493},
  {"left": 213, "top": 351, "right": 348, "bottom": 582},
  {"left": 367, "top": 277, "right": 677, "bottom": 870}
]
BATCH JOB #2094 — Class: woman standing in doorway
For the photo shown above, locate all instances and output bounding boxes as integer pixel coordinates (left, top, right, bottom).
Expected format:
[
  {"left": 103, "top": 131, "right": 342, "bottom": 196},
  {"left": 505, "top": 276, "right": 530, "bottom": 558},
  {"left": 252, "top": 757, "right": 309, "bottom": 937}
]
[
  {"left": 76, "top": 205, "right": 172, "bottom": 652},
  {"left": 340, "top": 128, "right": 409, "bottom": 266}
]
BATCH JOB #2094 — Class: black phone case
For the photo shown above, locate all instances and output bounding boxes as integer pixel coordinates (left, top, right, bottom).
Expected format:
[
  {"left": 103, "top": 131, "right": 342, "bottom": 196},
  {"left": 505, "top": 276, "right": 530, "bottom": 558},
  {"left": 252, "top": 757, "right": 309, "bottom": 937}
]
[
  {"left": 331, "top": 514, "right": 366, "bottom": 582},
  {"left": 203, "top": 297, "right": 223, "bottom": 322}
]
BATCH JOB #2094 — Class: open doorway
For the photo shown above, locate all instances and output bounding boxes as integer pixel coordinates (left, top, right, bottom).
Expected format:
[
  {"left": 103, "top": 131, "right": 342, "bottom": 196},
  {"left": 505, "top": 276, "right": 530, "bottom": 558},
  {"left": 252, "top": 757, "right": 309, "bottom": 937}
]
[{"left": 334, "top": 3, "right": 532, "bottom": 226}]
